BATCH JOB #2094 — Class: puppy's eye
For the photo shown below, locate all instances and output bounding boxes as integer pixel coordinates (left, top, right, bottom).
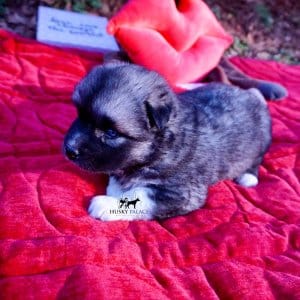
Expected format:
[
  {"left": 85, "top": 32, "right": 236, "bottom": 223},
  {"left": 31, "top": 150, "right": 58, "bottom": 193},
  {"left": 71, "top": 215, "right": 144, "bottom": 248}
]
[{"left": 104, "top": 128, "right": 119, "bottom": 139}]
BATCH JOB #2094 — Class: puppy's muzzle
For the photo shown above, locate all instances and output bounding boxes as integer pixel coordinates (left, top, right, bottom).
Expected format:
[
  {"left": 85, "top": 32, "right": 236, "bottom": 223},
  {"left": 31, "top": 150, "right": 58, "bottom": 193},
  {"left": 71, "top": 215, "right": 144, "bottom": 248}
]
[{"left": 64, "top": 144, "right": 80, "bottom": 161}]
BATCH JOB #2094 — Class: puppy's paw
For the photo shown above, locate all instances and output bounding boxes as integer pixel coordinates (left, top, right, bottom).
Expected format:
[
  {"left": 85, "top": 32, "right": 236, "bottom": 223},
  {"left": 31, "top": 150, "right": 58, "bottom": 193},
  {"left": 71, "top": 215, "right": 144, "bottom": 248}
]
[
  {"left": 236, "top": 173, "right": 258, "bottom": 187},
  {"left": 88, "top": 195, "right": 120, "bottom": 221}
]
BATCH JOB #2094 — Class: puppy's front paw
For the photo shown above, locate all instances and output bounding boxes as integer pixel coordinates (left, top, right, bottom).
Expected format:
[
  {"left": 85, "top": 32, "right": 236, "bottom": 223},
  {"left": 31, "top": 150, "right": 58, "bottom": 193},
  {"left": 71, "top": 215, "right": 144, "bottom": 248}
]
[{"left": 88, "top": 195, "right": 120, "bottom": 221}]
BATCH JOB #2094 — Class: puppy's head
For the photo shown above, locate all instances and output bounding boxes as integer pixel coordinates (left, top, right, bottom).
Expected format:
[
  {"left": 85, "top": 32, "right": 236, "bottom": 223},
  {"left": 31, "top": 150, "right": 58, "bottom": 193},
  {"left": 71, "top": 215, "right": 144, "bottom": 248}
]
[{"left": 63, "top": 63, "right": 177, "bottom": 173}]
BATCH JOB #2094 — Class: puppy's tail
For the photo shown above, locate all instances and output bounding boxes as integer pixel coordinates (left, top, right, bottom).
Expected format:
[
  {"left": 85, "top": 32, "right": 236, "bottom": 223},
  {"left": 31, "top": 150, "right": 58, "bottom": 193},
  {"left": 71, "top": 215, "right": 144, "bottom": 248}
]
[
  {"left": 253, "top": 81, "right": 288, "bottom": 101},
  {"left": 231, "top": 78, "right": 288, "bottom": 101},
  {"left": 207, "top": 57, "right": 288, "bottom": 101}
]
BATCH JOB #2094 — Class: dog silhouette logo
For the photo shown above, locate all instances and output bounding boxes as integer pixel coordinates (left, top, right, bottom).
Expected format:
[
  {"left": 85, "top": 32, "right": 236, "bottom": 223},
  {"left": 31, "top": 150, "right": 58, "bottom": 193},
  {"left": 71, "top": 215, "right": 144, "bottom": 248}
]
[
  {"left": 118, "top": 198, "right": 127, "bottom": 209},
  {"left": 118, "top": 195, "right": 140, "bottom": 209}
]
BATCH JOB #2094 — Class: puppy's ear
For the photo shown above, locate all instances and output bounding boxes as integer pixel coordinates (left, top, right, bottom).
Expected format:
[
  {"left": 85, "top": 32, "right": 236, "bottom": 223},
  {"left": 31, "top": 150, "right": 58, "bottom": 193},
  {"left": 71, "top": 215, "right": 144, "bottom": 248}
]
[{"left": 144, "top": 85, "right": 174, "bottom": 131}]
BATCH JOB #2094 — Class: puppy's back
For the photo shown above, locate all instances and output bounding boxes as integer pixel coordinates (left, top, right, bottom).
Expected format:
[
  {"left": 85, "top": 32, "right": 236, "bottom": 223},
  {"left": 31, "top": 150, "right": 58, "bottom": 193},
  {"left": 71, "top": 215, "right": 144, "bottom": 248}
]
[
  {"left": 179, "top": 83, "right": 270, "bottom": 137},
  {"left": 177, "top": 83, "right": 271, "bottom": 182}
]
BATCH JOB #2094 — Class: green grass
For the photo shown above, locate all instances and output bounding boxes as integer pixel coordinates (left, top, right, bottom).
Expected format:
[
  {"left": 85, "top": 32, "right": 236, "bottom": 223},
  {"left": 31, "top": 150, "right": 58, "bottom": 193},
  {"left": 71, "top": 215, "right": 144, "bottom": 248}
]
[
  {"left": 233, "top": 37, "right": 249, "bottom": 52},
  {"left": 255, "top": 3, "right": 274, "bottom": 27},
  {"left": 41, "top": 0, "right": 102, "bottom": 12}
]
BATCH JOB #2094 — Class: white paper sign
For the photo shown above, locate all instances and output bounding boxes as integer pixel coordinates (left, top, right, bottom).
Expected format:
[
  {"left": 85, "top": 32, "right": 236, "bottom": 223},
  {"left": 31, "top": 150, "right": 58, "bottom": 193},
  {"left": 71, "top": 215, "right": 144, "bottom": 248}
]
[{"left": 37, "top": 6, "right": 119, "bottom": 52}]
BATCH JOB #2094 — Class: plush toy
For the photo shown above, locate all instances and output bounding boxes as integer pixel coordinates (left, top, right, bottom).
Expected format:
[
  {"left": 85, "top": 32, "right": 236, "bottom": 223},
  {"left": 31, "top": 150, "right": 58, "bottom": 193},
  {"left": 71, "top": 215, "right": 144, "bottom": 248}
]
[
  {"left": 107, "top": 0, "right": 233, "bottom": 87},
  {"left": 107, "top": 0, "right": 287, "bottom": 100}
]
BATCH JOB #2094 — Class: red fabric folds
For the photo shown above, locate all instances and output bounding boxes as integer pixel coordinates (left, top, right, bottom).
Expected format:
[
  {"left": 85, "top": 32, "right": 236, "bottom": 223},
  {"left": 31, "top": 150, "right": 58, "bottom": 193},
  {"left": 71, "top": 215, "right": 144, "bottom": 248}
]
[{"left": 0, "top": 30, "right": 299, "bottom": 299}]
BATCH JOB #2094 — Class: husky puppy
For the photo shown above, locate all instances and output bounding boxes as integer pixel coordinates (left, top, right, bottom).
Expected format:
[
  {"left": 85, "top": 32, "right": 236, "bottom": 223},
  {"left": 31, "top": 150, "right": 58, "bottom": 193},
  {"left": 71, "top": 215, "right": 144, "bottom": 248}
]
[{"left": 63, "top": 63, "right": 271, "bottom": 220}]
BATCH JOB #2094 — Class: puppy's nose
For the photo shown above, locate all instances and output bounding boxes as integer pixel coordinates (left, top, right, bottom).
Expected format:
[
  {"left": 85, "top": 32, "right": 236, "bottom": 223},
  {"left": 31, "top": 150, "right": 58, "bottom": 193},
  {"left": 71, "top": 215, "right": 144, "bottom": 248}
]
[{"left": 65, "top": 144, "right": 80, "bottom": 160}]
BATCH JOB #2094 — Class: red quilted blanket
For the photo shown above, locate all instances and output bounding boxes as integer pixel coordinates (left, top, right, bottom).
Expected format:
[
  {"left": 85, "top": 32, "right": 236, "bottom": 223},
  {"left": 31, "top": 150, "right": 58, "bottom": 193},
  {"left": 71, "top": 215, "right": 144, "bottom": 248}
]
[{"left": 0, "top": 30, "right": 299, "bottom": 299}]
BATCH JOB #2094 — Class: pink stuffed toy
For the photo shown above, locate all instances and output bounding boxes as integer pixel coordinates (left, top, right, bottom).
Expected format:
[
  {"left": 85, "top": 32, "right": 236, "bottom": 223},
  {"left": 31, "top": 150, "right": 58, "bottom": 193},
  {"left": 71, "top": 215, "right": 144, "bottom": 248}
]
[{"left": 107, "top": 0, "right": 233, "bottom": 87}]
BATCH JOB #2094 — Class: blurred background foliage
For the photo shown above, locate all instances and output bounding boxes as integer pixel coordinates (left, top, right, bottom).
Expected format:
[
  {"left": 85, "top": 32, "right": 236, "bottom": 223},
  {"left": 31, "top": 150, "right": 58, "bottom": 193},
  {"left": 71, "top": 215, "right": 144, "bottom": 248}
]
[{"left": 41, "top": 0, "right": 102, "bottom": 12}]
